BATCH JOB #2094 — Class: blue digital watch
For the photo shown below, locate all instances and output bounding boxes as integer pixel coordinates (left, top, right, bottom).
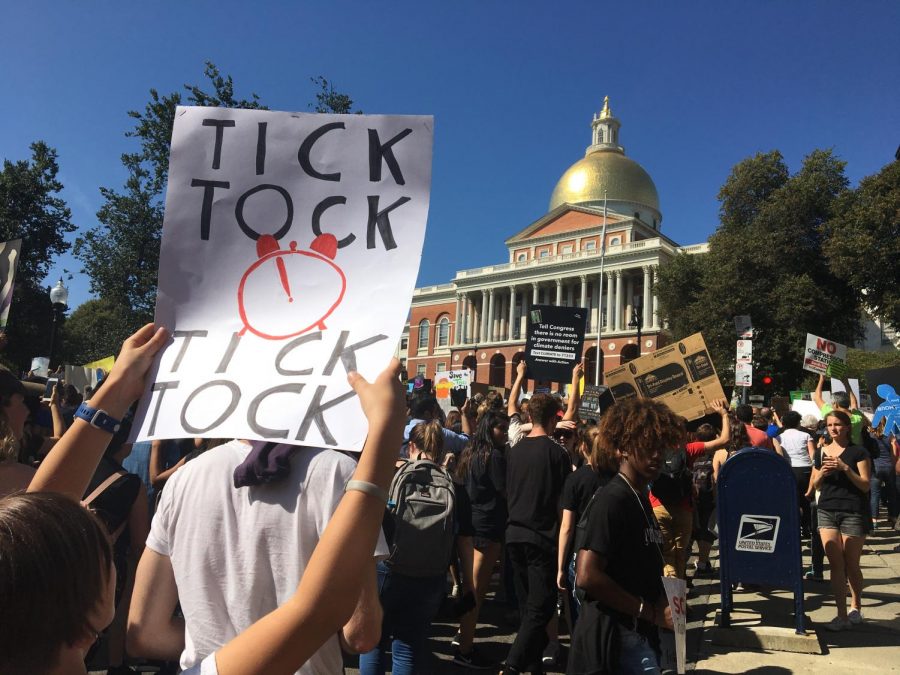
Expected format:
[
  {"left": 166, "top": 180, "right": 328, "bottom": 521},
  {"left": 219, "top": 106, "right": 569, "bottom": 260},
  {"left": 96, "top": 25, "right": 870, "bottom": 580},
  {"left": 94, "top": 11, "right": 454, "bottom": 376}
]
[{"left": 74, "top": 402, "right": 122, "bottom": 434}]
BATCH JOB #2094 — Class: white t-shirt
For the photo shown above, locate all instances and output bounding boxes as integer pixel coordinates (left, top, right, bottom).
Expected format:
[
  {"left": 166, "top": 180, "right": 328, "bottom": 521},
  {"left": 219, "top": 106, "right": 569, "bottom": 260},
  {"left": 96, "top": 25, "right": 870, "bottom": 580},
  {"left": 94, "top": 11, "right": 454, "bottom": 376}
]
[
  {"left": 776, "top": 428, "right": 813, "bottom": 468},
  {"left": 146, "top": 440, "right": 387, "bottom": 675}
]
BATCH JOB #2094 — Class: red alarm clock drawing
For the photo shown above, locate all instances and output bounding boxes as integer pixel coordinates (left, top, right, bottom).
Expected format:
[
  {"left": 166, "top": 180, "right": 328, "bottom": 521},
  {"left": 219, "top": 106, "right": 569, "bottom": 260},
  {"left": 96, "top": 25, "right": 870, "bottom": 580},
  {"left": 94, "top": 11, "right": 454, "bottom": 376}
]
[{"left": 237, "top": 233, "right": 347, "bottom": 340}]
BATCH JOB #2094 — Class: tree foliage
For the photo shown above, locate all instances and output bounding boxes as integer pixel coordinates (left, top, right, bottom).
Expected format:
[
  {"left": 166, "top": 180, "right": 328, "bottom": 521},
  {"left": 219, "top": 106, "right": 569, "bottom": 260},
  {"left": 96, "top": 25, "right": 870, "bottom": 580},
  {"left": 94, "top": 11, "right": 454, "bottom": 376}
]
[
  {"left": 0, "top": 142, "right": 76, "bottom": 369},
  {"left": 822, "top": 159, "right": 900, "bottom": 328},
  {"left": 74, "top": 63, "right": 355, "bottom": 350},
  {"left": 657, "top": 150, "right": 861, "bottom": 393},
  {"left": 59, "top": 298, "right": 130, "bottom": 365}
]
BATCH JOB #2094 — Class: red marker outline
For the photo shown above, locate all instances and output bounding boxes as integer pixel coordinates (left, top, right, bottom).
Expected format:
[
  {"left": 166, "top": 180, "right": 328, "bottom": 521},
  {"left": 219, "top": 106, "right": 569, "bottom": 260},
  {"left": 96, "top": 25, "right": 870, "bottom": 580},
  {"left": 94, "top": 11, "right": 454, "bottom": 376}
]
[{"left": 237, "top": 248, "right": 346, "bottom": 340}]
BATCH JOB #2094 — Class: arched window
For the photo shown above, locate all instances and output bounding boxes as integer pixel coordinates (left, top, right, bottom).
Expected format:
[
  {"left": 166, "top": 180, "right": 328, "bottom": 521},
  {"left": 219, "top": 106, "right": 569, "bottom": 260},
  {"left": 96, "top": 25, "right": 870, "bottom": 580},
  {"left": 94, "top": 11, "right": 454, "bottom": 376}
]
[
  {"left": 418, "top": 319, "right": 429, "bottom": 351},
  {"left": 610, "top": 236, "right": 621, "bottom": 246},
  {"left": 517, "top": 253, "right": 526, "bottom": 262},
  {"left": 437, "top": 316, "right": 450, "bottom": 347}
]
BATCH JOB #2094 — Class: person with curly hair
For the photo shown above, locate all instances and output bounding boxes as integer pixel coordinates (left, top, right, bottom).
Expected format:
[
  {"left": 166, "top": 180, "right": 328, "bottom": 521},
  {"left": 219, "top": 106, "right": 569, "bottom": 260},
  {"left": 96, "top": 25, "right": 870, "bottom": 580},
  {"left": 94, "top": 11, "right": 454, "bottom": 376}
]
[{"left": 569, "top": 398, "right": 685, "bottom": 675}]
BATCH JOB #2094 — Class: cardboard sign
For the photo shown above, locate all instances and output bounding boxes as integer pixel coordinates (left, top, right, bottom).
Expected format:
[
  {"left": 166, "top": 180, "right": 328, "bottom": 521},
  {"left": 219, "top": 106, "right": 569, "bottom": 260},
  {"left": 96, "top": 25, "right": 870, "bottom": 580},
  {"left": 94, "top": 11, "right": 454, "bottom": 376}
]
[
  {"left": 605, "top": 333, "right": 725, "bottom": 421},
  {"left": 525, "top": 304, "right": 587, "bottom": 382},
  {"left": 132, "top": 107, "right": 433, "bottom": 451},
  {"left": 434, "top": 369, "right": 471, "bottom": 413},
  {"left": 662, "top": 576, "right": 687, "bottom": 674},
  {"left": 0, "top": 239, "right": 21, "bottom": 329},
  {"left": 802, "top": 333, "right": 847, "bottom": 376},
  {"left": 733, "top": 315, "right": 753, "bottom": 338}
]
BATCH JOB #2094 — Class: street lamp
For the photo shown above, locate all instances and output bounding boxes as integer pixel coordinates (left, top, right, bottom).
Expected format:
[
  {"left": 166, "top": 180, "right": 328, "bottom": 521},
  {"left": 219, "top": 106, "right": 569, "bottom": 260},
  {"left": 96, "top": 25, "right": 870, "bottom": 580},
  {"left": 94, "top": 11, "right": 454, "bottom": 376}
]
[{"left": 47, "top": 278, "right": 69, "bottom": 370}]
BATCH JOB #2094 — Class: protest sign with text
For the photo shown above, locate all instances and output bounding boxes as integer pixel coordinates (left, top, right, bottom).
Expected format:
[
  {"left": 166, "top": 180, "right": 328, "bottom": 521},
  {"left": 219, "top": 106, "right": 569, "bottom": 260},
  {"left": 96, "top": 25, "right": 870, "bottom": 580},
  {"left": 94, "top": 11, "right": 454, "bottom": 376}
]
[
  {"left": 132, "top": 107, "right": 433, "bottom": 451},
  {"left": 802, "top": 333, "right": 847, "bottom": 376},
  {"left": 434, "top": 369, "right": 471, "bottom": 412},
  {"left": 0, "top": 239, "right": 21, "bottom": 329},
  {"left": 605, "top": 333, "right": 725, "bottom": 421},
  {"left": 525, "top": 304, "right": 587, "bottom": 382}
]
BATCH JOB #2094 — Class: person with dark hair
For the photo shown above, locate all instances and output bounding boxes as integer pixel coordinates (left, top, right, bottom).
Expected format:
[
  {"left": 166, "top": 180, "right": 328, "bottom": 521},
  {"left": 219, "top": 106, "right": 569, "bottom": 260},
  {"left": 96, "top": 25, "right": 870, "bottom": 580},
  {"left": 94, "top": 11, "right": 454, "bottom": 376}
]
[
  {"left": 649, "top": 400, "right": 729, "bottom": 580},
  {"left": 404, "top": 392, "right": 471, "bottom": 457},
  {"left": 453, "top": 409, "right": 509, "bottom": 668},
  {"left": 557, "top": 424, "right": 611, "bottom": 627},
  {"left": 81, "top": 415, "right": 150, "bottom": 673},
  {"left": 869, "top": 420, "right": 898, "bottom": 528},
  {"left": 0, "top": 368, "right": 36, "bottom": 497},
  {"left": 735, "top": 404, "right": 774, "bottom": 451},
  {"left": 569, "top": 398, "right": 685, "bottom": 674},
  {"left": 689, "top": 423, "right": 718, "bottom": 576},
  {"left": 775, "top": 410, "right": 816, "bottom": 538},
  {"left": 500, "top": 393, "right": 571, "bottom": 674},
  {"left": 810, "top": 409, "right": 871, "bottom": 630},
  {"left": 1, "top": 323, "right": 168, "bottom": 674}
]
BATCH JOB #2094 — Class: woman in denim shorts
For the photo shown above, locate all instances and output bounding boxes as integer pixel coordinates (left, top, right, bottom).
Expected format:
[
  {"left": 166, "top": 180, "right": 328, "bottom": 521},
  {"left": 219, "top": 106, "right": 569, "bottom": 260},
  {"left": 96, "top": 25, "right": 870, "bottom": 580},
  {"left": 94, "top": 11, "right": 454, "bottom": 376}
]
[{"left": 810, "top": 409, "right": 871, "bottom": 631}]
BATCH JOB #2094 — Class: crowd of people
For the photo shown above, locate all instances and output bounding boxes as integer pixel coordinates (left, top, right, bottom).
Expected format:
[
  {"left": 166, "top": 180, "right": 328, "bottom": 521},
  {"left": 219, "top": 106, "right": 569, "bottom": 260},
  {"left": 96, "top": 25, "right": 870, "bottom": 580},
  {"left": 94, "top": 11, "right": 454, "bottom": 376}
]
[{"left": 0, "top": 326, "right": 897, "bottom": 674}]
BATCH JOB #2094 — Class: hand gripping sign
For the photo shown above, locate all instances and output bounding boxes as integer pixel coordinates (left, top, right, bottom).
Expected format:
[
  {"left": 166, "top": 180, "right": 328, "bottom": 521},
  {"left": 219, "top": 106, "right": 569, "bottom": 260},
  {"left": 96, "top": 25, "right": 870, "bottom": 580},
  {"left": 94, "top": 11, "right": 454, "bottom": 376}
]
[{"left": 131, "top": 107, "right": 433, "bottom": 451}]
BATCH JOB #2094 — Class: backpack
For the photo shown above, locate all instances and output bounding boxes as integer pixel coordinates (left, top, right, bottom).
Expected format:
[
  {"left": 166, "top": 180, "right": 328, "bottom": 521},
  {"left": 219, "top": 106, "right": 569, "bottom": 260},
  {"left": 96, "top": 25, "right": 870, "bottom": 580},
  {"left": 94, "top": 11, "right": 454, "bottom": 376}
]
[
  {"left": 650, "top": 448, "right": 693, "bottom": 503},
  {"left": 691, "top": 455, "right": 714, "bottom": 496},
  {"left": 385, "top": 459, "right": 456, "bottom": 577}
]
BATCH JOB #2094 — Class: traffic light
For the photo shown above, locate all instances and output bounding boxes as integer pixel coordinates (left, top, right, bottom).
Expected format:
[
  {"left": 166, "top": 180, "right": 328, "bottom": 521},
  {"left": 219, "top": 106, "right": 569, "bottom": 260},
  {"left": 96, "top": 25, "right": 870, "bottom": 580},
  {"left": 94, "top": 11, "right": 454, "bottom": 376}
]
[{"left": 761, "top": 375, "right": 773, "bottom": 386}]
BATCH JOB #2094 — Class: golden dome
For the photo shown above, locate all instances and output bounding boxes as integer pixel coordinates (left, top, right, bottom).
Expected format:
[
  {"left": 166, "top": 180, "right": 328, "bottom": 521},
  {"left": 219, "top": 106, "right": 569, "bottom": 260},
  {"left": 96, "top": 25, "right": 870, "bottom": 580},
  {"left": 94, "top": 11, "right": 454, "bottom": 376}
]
[{"left": 549, "top": 149, "right": 660, "bottom": 212}]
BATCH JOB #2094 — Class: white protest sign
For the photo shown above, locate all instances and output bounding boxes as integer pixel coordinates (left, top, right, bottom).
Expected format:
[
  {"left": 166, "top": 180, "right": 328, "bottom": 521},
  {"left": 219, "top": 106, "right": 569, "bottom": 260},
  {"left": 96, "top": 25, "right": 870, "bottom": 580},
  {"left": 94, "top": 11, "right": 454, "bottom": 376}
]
[
  {"left": 803, "top": 333, "right": 847, "bottom": 376},
  {"left": 735, "top": 361, "right": 753, "bottom": 388},
  {"left": 791, "top": 399, "right": 822, "bottom": 421},
  {"left": 132, "top": 107, "right": 433, "bottom": 451},
  {"left": 30, "top": 356, "right": 49, "bottom": 378},
  {"left": 662, "top": 576, "right": 687, "bottom": 674},
  {"left": 830, "top": 378, "right": 861, "bottom": 405},
  {"left": 434, "top": 369, "right": 471, "bottom": 413}
]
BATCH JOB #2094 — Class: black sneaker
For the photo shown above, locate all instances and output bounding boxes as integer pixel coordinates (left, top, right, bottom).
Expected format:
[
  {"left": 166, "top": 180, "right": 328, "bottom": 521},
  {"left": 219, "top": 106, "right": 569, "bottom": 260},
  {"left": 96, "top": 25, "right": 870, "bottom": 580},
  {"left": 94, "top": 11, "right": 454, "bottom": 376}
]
[
  {"left": 452, "top": 648, "right": 494, "bottom": 670},
  {"left": 542, "top": 640, "right": 560, "bottom": 666},
  {"left": 695, "top": 561, "right": 713, "bottom": 577}
]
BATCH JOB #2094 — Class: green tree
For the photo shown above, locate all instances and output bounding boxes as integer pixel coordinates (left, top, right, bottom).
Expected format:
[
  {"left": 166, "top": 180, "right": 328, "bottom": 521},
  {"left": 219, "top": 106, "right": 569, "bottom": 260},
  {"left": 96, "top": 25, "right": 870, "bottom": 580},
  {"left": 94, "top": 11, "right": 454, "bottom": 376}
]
[
  {"left": 0, "top": 142, "right": 76, "bottom": 370},
  {"left": 59, "top": 298, "right": 130, "bottom": 365},
  {"left": 657, "top": 150, "right": 861, "bottom": 393},
  {"left": 822, "top": 159, "right": 900, "bottom": 328},
  {"left": 75, "top": 63, "right": 355, "bottom": 349}
]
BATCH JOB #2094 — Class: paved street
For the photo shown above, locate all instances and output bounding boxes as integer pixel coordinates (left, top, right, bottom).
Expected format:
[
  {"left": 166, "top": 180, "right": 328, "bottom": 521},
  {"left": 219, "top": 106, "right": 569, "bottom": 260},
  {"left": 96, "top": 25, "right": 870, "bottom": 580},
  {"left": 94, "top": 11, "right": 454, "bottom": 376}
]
[{"left": 345, "top": 526, "right": 900, "bottom": 673}]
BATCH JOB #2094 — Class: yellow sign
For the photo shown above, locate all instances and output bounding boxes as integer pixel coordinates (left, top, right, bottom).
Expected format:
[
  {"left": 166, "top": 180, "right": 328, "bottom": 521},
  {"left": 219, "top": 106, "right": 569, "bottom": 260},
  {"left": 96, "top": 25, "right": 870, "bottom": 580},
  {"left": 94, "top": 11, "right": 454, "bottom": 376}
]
[{"left": 83, "top": 355, "right": 115, "bottom": 373}]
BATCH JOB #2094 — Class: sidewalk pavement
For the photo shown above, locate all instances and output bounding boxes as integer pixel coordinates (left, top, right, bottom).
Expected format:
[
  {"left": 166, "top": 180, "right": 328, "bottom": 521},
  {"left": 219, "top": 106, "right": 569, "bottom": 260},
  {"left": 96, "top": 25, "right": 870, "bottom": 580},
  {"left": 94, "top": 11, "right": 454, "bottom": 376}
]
[
  {"left": 690, "top": 524, "right": 900, "bottom": 673},
  {"left": 345, "top": 525, "right": 900, "bottom": 673}
]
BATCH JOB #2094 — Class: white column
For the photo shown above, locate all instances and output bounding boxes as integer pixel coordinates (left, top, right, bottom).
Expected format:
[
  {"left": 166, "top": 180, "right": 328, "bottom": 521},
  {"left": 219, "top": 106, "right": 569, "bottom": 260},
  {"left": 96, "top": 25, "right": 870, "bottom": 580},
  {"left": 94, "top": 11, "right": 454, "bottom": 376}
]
[
  {"left": 532, "top": 282, "right": 540, "bottom": 305},
  {"left": 496, "top": 292, "right": 505, "bottom": 341},
  {"left": 591, "top": 278, "right": 600, "bottom": 332},
  {"left": 579, "top": 274, "right": 588, "bottom": 309},
  {"left": 643, "top": 266, "right": 652, "bottom": 330},
  {"left": 625, "top": 274, "right": 634, "bottom": 329},
  {"left": 508, "top": 286, "right": 516, "bottom": 341},
  {"left": 480, "top": 289, "right": 489, "bottom": 342},
  {"left": 487, "top": 288, "right": 496, "bottom": 342},
  {"left": 566, "top": 282, "right": 574, "bottom": 307},
  {"left": 556, "top": 278, "right": 563, "bottom": 306},
  {"left": 467, "top": 294, "right": 475, "bottom": 342},
  {"left": 614, "top": 270, "right": 624, "bottom": 332},
  {"left": 652, "top": 267, "right": 660, "bottom": 329},
  {"left": 605, "top": 271, "right": 614, "bottom": 329}
]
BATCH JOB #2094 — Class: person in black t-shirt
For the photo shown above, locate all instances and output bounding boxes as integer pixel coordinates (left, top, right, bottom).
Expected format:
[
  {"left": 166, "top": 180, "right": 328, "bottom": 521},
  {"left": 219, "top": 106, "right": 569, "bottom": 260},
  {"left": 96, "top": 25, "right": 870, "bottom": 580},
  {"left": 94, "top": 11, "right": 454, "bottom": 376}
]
[
  {"left": 810, "top": 409, "right": 871, "bottom": 631},
  {"left": 569, "top": 398, "right": 684, "bottom": 675},
  {"left": 453, "top": 410, "right": 509, "bottom": 667},
  {"left": 557, "top": 424, "right": 615, "bottom": 626},
  {"left": 501, "top": 394, "right": 571, "bottom": 675}
]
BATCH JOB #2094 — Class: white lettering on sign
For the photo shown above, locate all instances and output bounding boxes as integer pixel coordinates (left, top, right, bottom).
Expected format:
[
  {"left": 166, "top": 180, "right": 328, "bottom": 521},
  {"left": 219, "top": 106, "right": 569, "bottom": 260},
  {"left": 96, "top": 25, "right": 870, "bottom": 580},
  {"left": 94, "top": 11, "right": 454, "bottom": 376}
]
[{"left": 735, "top": 514, "right": 780, "bottom": 553}]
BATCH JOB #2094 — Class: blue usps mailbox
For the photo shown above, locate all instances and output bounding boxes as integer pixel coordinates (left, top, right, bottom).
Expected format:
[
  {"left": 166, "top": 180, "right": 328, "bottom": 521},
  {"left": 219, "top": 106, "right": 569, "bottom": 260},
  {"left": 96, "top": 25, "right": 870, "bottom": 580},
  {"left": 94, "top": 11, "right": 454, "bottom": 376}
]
[{"left": 717, "top": 448, "right": 805, "bottom": 634}]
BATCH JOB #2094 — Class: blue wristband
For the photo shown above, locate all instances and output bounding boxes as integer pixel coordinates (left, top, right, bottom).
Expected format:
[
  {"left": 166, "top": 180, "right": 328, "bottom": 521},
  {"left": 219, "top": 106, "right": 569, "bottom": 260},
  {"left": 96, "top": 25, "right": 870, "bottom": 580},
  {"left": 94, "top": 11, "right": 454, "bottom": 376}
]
[{"left": 74, "top": 402, "right": 122, "bottom": 434}]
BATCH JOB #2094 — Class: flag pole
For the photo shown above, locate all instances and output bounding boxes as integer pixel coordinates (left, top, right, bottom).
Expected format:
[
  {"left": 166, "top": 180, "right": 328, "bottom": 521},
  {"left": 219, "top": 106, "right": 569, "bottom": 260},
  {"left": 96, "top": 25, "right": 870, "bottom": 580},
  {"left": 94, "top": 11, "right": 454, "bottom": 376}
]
[{"left": 595, "top": 190, "right": 609, "bottom": 386}]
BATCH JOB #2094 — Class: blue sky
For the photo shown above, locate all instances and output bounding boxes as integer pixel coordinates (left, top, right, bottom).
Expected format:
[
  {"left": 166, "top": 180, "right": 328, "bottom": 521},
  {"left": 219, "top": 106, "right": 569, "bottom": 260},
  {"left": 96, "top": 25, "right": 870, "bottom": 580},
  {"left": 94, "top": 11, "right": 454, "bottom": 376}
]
[{"left": 3, "top": 1, "right": 898, "bottom": 309}]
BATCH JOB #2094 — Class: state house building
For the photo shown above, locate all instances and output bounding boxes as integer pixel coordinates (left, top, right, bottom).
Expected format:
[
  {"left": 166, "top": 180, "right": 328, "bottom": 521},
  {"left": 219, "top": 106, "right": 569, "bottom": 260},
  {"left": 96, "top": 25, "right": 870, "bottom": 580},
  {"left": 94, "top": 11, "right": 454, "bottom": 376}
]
[{"left": 404, "top": 98, "right": 708, "bottom": 389}]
